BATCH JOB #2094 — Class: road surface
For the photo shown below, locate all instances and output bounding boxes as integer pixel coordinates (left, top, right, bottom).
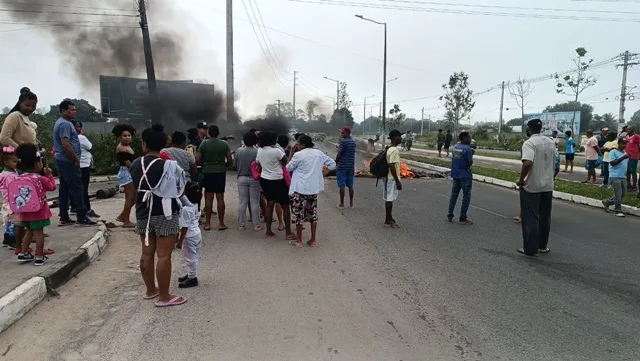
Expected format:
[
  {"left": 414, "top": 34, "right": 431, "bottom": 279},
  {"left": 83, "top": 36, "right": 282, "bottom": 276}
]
[{"left": 1, "top": 145, "right": 638, "bottom": 361}]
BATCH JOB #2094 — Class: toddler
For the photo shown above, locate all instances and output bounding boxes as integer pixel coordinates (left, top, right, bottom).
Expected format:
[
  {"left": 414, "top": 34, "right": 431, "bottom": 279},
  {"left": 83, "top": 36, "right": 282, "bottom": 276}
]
[{"left": 178, "top": 183, "right": 202, "bottom": 288}]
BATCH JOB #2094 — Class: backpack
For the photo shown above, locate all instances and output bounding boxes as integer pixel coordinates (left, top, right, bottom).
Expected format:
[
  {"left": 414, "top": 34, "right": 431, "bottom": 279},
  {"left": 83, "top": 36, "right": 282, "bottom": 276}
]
[
  {"left": 8, "top": 175, "right": 45, "bottom": 214},
  {"left": 251, "top": 161, "right": 261, "bottom": 181},
  {"left": 369, "top": 147, "right": 390, "bottom": 185},
  {"left": 185, "top": 144, "right": 197, "bottom": 158}
]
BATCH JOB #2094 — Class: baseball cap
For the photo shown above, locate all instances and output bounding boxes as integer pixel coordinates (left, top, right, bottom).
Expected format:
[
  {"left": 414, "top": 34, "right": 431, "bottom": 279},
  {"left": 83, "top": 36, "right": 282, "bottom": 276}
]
[
  {"left": 527, "top": 118, "right": 542, "bottom": 128},
  {"left": 341, "top": 126, "right": 351, "bottom": 135},
  {"left": 196, "top": 121, "right": 208, "bottom": 129},
  {"left": 618, "top": 137, "right": 628, "bottom": 143},
  {"left": 601, "top": 127, "right": 609, "bottom": 131},
  {"left": 388, "top": 129, "right": 402, "bottom": 139}
]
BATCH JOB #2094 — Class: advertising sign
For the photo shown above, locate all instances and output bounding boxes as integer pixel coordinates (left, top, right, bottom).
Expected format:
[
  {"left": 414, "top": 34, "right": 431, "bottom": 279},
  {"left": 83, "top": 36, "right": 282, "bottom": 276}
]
[{"left": 523, "top": 111, "right": 581, "bottom": 137}]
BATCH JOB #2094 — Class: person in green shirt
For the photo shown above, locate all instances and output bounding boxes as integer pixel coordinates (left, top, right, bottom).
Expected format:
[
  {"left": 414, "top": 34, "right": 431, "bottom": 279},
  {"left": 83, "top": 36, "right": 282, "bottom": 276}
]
[{"left": 196, "top": 125, "right": 232, "bottom": 231}]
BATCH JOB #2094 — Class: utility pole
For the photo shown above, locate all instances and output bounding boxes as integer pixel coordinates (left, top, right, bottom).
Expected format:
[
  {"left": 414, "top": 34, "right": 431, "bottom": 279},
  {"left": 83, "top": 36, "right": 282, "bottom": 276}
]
[
  {"left": 277, "top": 99, "right": 281, "bottom": 117},
  {"left": 363, "top": 95, "right": 375, "bottom": 137},
  {"left": 498, "top": 80, "right": 505, "bottom": 135},
  {"left": 420, "top": 107, "right": 424, "bottom": 136},
  {"left": 292, "top": 70, "right": 298, "bottom": 124},
  {"left": 138, "top": 0, "right": 159, "bottom": 122},
  {"left": 428, "top": 114, "right": 431, "bottom": 133},
  {"left": 226, "top": 0, "right": 235, "bottom": 123},
  {"left": 382, "top": 23, "right": 387, "bottom": 145},
  {"left": 616, "top": 51, "right": 639, "bottom": 133}
]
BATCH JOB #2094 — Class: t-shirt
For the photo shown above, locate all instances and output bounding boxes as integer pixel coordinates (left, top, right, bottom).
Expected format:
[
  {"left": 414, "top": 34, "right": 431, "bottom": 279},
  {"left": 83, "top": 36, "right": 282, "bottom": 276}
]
[
  {"left": 130, "top": 155, "right": 179, "bottom": 220},
  {"left": 337, "top": 137, "right": 357, "bottom": 171},
  {"left": 609, "top": 149, "right": 628, "bottom": 178},
  {"left": 565, "top": 137, "right": 575, "bottom": 154},
  {"left": 160, "top": 147, "right": 195, "bottom": 181},
  {"left": 179, "top": 204, "right": 201, "bottom": 239},
  {"left": 625, "top": 133, "right": 640, "bottom": 160},
  {"left": 256, "top": 146, "right": 285, "bottom": 180},
  {"left": 199, "top": 138, "right": 230, "bottom": 173},
  {"left": 445, "top": 133, "right": 453, "bottom": 145},
  {"left": 437, "top": 133, "right": 445, "bottom": 144},
  {"left": 53, "top": 118, "right": 80, "bottom": 163},
  {"left": 603, "top": 140, "right": 618, "bottom": 162},
  {"left": 521, "top": 134, "right": 555, "bottom": 193},
  {"left": 386, "top": 145, "right": 400, "bottom": 180},
  {"left": 585, "top": 136, "right": 598, "bottom": 161},
  {"left": 450, "top": 143, "right": 473, "bottom": 179},
  {"left": 234, "top": 146, "right": 258, "bottom": 178},
  {"left": 78, "top": 134, "right": 93, "bottom": 168},
  {"left": 553, "top": 137, "right": 560, "bottom": 149}
]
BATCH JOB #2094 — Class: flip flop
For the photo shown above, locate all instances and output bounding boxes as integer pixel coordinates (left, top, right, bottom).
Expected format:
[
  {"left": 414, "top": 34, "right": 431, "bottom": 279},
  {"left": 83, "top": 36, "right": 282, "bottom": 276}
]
[
  {"left": 218, "top": 226, "right": 228, "bottom": 231},
  {"left": 336, "top": 205, "right": 345, "bottom": 210},
  {"left": 288, "top": 241, "right": 304, "bottom": 248},
  {"left": 539, "top": 248, "right": 551, "bottom": 254},
  {"left": 285, "top": 234, "right": 297, "bottom": 241},
  {"left": 203, "top": 226, "right": 211, "bottom": 231},
  {"left": 306, "top": 240, "right": 318, "bottom": 248},
  {"left": 384, "top": 223, "right": 400, "bottom": 228},
  {"left": 43, "top": 248, "right": 55, "bottom": 255},
  {"left": 517, "top": 248, "right": 540, "bottom": 257},
  {"left": 143, "top": 292, "right": 159, "bottom": 300},
  {"left": 155, "top": 296, "right": 186, "bottom": 307}
]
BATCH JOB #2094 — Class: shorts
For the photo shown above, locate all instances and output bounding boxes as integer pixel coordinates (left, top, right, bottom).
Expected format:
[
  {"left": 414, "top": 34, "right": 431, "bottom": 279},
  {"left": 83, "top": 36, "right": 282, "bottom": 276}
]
[
  {"left": 444, "top": 143, "right": 451, "bottom": 150},
  {"left": 134, "top": 213, "right": 180, "bottom": 237},
  {"left": 118, "top": 166, "right": 133, "bottom": 186},
  {"left": 336, "top": 169, "right": 355, "bottom": 188},
  {"left": 437, "top": 143, "right": 444, "bottom": 151},
  {"left": 203, "top": 173, "right": 226, "bottom": 193},
  {"left": 383, "top": 179, "right": 398, "bottom": 202},
  {"left": 21, "top": 219, "right": 51, "bottom": 229},
  {"left": 565, "top": 153, "right": 575, "bottom": 161},
  {"left": 627, "top": 159, "right": 639, "bottom": 174},
  {"left": 585, "top": 159, "right": 597, "bottom": 170},
  {"left": 259, "top": 178, "right": 290, "bottom": 205},
  {"left": 290, "top": 192, "right": 318, "bottom": 225}
]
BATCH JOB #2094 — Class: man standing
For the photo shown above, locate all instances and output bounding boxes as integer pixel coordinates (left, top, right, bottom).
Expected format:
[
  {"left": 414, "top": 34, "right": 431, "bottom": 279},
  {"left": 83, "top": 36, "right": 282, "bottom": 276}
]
[
  {"left": 516, "top": 119, "right": 555, "bottom": 257},
  {"left": 384, "top": 130, "right": 403, "bottom": 228},
  {"left": 598, "top": 127, "right": 608, "bottom": 177},
  {"left": 444, "top": 129, "right": 453, "bottom": 157},
  {"left": 436, "top": 129, "right": 445, "bottom": 157},
  {"left": 582, "top": 129, "right": 600, "bottom": 184},
  {"left": 551, "top": 130, "right": 560, "bottom": 149},
  {"left": 625, "top": 126, "right": 640, "bottom": 192},
  {"left": 447, "top": 131, "right": 474, "bottom": 225},
  {"left": 53, "top": 100, "right": 96, "bottom": 226},
  {"left": 196, "top": 122, "right": 209, "bottom": 141},
  {"left": 562, "top": 130, "right": 575, "bottom": 173},
  {"left": 197, "top": 125, "right": 232, "bottom": 231},
  {"left": 336, "top": 126, "right": 356, "bottom": 209},
  {"left": 405, "top": 130, "right": 413, "bottom": 151},
  {"left": 602, "top": 137, "right": 629, "bottom": 217}
]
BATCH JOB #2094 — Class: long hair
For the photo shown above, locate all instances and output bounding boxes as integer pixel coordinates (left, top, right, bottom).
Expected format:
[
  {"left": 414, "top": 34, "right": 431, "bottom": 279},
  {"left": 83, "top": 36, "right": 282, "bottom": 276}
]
[{"left": 9, "top": 87, "right": 37, "bottom": 113}]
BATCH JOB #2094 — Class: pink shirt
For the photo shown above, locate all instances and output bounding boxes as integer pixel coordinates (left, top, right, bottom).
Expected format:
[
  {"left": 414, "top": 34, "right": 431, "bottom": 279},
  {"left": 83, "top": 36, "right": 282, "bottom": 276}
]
[
  {"left": 626, "top": 133, "right": 640, "bottom": 160},
  {"left": 0, "top": 169, "right": 19, "bottom": 200},
  {"left": 17, "top": 173, "right": 56, "bottom": 222},
  {"left": 585, "top": 136, "right": 599, "bottom": 160}
]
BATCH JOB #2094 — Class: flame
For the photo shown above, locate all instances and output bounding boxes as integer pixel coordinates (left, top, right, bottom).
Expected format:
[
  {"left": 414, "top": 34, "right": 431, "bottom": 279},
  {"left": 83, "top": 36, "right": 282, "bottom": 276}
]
[{"left": 361, "top": 159, "right": 414, "bottom": 178}]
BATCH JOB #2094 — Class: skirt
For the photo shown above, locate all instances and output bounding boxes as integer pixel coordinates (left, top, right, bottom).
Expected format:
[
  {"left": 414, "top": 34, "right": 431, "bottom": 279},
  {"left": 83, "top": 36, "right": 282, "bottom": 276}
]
[
  {"left": 118, "top": 166, "right": 133, "bottom": 186},
  {"left": 290, "top": 192, "right": 318, "bottom": 225}
]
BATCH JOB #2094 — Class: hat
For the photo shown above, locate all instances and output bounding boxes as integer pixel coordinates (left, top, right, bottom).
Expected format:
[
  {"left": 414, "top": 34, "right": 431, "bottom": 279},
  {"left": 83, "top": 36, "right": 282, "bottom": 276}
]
[
  {"left": 340, "top": 126, "right": 351, "bottom": 135},
  {"left": 527, "top": 118, "right": 542, "bottom": 128},
  {"left": 388, "top": 129, "right": 402, "bottom": 139},
  {"left": 601, "top": 127, "right": 609, "bottom": 131},
  {"left": 196, "top": 122, "right": 208, "bottom": 129}
]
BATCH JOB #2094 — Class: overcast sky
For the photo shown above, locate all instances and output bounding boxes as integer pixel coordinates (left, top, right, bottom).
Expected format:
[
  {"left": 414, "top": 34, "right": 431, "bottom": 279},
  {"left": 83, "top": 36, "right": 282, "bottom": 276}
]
[{"left": 1, "top": 0, "right": 638, "bottom": 126}]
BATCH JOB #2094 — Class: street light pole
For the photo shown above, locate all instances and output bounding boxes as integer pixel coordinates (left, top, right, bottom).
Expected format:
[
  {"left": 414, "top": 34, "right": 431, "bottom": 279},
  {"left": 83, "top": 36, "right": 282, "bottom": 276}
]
[
  {"left": 363, "top": 95, "right": 375, "bottom": 137},
  {"left": 324, "top": 76, "right": 340, "bottom": 112}
]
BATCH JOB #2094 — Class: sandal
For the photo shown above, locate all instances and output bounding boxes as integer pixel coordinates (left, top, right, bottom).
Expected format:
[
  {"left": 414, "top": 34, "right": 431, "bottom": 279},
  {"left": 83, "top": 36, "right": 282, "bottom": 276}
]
[
  {"left": 218, "top": 226, "right": 229, "bottom": 231},
  {"left": 384, "top": 223, "right": 400, "bottom": 228},
  {"left": 155, "top": 296, "right": 187, "bottom": 307},
  {"left": 306, "top": 240, "right": 318, "bottom": 248},
  {"left": 459, "top": 220, "right": 474, "bottom": 225},
  {"left": 288, "top": 241, "right": 304, "bottom": 248},
  {"left": 238, "top": 226, "right": 246, "bottom": 231},
  {"left": 285, "top": 234, "right": 297, "bottom": 241},
  {"left": 43, "top": 248, "right": 55, "bottom": 255},
  {"left": 539, "top": 248, "right": 551, "bottom": 254},
  {"left": 517, "top": 248, "right": 540, "bottom": 257},
  {"left": 143, "top": 291, "right": 159, "bottom": 300},
  {"left": 254, "top": 225, "right": 264, "bottom": 231}
]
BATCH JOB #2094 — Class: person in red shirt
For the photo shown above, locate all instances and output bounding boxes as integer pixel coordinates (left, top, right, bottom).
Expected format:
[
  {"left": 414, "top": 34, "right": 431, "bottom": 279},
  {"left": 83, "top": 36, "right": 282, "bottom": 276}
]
[{"left": 625, "top": 126, "right": 640, "bottom": 191}]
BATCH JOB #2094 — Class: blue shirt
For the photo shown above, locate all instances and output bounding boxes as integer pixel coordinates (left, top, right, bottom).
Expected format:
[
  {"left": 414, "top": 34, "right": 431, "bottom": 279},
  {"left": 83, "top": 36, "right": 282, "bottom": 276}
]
[
  {"left": 555, "top": 150, "right": 560, "bottom": 169},
  {"left": 337, "top": 137, "right": 356, "bottom": 171},
  {"left": 565, "top": 137, "right": 575, "bottom": 154},
  {"left": 609, "top": 149, "right": 628, "bottom": 178},
  {"left": 450, "top": 143, "right": 473, "bottom": 179},
  {"left": 53, "top": 118, "right": 80, "bottom": 163}
]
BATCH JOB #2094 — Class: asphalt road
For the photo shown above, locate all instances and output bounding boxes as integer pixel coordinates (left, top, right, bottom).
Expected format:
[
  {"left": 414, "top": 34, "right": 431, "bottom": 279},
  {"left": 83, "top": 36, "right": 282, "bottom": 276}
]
[{"left": 2, "top": 144, "right": 638, "bottom": 360}]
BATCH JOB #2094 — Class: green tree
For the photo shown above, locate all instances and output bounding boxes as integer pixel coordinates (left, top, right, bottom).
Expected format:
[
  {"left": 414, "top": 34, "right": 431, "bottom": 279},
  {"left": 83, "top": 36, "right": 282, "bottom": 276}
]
[
  {"left": 337, "top": 82, "right": 352, "bottom": 110},
  {"left": 631, "top": 109, "right": 640, "bottom": 123},
  {"left": 506, "top": 117, "right": 522, "bottom": 127},
  {"left": 387, "top": 104, "right": 406, "bottom": 129},
  {"left": 265, "top": 102, "right": 293, "bottom": 117},
  {"left": 46, "top": 98, "right": 106, "bottom": 122},
  {"left": 544, "top": 101, "right": 594, "bottom": 132},
  {"left": 330, "top": 107, "right": 354, "bottom": 128},
  {"left": 508, "top": 76, "right": 534, "bottom": 135},
  {"left": 440, "top": 72, "right": 475, "bottom": 131},
  {"left": 554, "top": 47, "right": 598, "bottom": 133},
  {"left": 305, "top": 100, "right": 318, "bottom": 121}
]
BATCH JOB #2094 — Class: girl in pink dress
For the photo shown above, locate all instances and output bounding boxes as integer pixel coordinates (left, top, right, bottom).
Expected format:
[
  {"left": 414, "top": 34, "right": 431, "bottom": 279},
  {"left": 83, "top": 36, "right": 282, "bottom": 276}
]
[{"left": 0, "top": 146, "right": 19, "bottom": 249}]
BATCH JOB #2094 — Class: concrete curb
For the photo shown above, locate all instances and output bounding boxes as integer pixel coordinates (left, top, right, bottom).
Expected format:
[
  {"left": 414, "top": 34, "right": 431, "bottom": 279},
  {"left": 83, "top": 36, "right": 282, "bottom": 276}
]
[
  {"left": 0, "top": 222, "right": 109, "bottom": 334},
  {"left": 53, "top": 174, "right": 117, "bottom": 186}
]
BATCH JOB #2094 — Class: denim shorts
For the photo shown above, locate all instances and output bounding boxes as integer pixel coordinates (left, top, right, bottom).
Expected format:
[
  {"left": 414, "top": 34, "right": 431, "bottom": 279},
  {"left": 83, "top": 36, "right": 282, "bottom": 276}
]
[
  {"left": 118, "top": 166, "right": 133, "bottom": 186},
  {"left": 585, "top": 160, "right": 597, "bottom": 171},
  {"left": 336, "top": 169, "right": 354, "bottom": 188}
]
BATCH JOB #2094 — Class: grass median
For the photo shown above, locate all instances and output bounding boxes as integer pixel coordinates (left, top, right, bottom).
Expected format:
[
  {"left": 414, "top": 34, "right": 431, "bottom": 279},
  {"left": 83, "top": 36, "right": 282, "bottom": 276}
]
[{"left": 403, "top": 154, "right": 640, "bottom": 208}]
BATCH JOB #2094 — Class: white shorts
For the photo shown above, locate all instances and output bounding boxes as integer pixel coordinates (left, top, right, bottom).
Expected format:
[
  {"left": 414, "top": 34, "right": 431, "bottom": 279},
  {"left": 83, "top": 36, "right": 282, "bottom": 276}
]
[{"left": 383, "top": 179, "right": 398, "bottom": 202}]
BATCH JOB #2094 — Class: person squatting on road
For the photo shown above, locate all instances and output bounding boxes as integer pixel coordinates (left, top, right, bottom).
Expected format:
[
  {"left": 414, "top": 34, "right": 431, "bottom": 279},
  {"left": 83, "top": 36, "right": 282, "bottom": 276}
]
[
  {"left": 336, "top": 126, "right": 356, "bottom": 209},
  {"left": 177, "top": 182, "right": 203, "bottom": 288},
  {"left": 447, "top": 131, "right": 474, "bottom": 225},
  {"left": 286, "top": 135, "right": 336, "bottom": 248},
  {"left": 602, "top": 138, "right": 629, "bottom": 218},
  {"left": 516, "top": 118, "right": 555, "bottom": 257}
]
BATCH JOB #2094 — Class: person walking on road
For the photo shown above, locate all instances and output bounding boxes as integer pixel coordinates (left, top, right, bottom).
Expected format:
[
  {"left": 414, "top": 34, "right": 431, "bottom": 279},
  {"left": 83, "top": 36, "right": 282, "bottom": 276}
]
[
  {"left": 444, "top": 129, "right": 453, "bottom": 157},
  {"left": 516, "top": 119, "right": 555, "bottom": 257},
  {"left": 436, "top": 129, "right": 445, "bottom": 157},
  {"left": 602, "top": 138, "right": 629, "bottom": 217},
  {"left": 336, "top": 126, "right": 356, "bottom": 209},
  {"left": 197, "top": 125, "right": 232, "bottom": 231},
  {"left": 234, "top": 132, "right": 263, "bottom": 231},
  {"left": 624, "top": 126, "right": 640, "bottom": 192},
  {"left": 286, "top": 135, "right": 336, "bottom": 248},
  {"left": 562, "top": 130, "right": 576, "bottom": 173},
  {"left": 384, "top": 130, "right": 403, "bottom": 228},
  {"left": 447, "top": 131, "right": 474, "bottom": 225},
  {"left": 601, "top": 132, "right": 618, "bottom": 188},
  {"left": 582, "top": 129, "right": 601, "bottom": 184}
]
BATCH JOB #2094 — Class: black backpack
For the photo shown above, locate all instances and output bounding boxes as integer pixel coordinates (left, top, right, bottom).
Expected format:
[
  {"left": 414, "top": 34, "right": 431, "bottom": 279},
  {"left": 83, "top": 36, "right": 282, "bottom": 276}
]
[{"left": 369, "top": 147, "right": 390, "bottom": 185}]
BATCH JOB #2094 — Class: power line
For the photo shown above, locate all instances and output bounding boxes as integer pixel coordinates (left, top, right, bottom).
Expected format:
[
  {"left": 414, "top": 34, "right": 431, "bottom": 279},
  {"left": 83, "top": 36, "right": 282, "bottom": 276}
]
[
  {"left": 0, "top": 23, "right": 137, "bottom": 32},
  {"left": 0, "top": 8, "right": 139, "bottom": 17},
  {"left": 0, "top": 1, "right": 137, "bottom": 12},
  {"left": 250, "top": 0, "right": 292, "bottom": 79},
  {"left": 289, "top": 0, "right": 640, "bottom": 23},
  {"left": 246, "top": 0, "right": 291, "bottom": 81}
]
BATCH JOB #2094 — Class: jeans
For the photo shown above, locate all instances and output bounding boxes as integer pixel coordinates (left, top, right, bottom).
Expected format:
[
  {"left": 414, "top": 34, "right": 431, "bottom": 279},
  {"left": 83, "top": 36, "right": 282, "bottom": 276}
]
[
  {"left": 237, "top": 176, "right": 262, "bottom": 227},
  {"left": 604, "top": 178, "right": 626, "bottom": 213},
  {"left": 81, "top": 167, "right": 92, "bottom": 212},
  {"left": 520, "top": 189, "right": 553, "bottom": 254},
  {"left": 56, "top": 159, "right": 87, "bottom": 220},
  {"left": 447, "top": 178, "right": 472, "bottom": 221},
  {"left": 602, "top": 162, "right": 610, "bottom": 186}
]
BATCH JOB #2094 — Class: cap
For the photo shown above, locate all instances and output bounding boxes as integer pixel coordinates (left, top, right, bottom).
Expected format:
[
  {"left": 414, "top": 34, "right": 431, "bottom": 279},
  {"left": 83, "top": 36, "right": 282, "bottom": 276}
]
[
  {"left": 196, "top": 122, "right": 208, "bottom": 129},
  {"left": 601, "top": 127, "right": 609, "bottom": 131},
  {"left": 388, "top": 129, "right": 402, "bottom": 139},
  {"left": 340, "top": 126, "right": 351, "bottom": 135},
  {"left": 527, "top": 118, "right": 542, "bottom": 128}
]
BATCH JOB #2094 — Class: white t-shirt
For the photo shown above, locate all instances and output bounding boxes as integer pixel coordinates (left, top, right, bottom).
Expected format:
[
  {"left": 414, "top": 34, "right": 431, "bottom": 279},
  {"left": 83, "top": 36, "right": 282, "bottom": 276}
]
[
  {"left": 256, "top": 146, "right": 285, "bottom": 180},
  {"left": 78, "top": 134, "right": 93, "bottom": 168},
  {"left": 179, "top": 204, "right": 201, "bottom": 239},
  {"left": 522, "top": 134, "right": 555, "bottom": 193}
]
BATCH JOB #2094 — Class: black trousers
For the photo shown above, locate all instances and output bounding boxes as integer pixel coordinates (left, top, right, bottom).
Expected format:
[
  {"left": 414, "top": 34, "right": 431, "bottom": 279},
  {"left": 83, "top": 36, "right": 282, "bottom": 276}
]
[
  {"left": 81, "top": 167, "right": 91, "bottom": 212},
  {"left": 520, "top": 189, "right": 553, "bottom": 254}
]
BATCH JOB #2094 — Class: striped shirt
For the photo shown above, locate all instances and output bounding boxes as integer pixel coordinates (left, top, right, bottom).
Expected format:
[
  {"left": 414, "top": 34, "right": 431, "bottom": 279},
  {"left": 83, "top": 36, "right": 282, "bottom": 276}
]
[{"left": 337, "top": 137, "right": 357, "bottom": 171}]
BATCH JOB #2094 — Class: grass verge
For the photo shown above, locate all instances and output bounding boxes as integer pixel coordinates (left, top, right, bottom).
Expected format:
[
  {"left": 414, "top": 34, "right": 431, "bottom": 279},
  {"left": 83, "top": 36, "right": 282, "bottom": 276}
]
[{"left": 403, "top": 154, "right": 640, "bottom": 207}]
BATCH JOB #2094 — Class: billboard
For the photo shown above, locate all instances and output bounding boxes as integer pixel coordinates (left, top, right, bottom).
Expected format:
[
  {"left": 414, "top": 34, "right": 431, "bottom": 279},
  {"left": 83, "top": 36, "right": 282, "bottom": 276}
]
[
  {"left": 99, "top": 75, "right": 214, "bottom": 120},
  {"left": 523, "top": 111, "right": 581, "bottom": 137}
]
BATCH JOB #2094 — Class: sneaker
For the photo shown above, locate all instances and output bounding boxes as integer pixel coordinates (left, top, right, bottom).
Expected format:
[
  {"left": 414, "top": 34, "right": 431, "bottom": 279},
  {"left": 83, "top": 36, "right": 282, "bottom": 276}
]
[
  {"left": 615, "top": 212, "right": 626, "bottom": 218},
  {"left": 76, "top": 218, "right": 98, "bottom": 227},
  {"left": 178, "top": 274, "right": 189, "bottom": 283},
  {"left": 178, "top": 277, "right": 198, "bottom": 288},
  {"left": 17, "top": 252, "right": 35, "bottom": 263},
  {"left": 87, "top": 210, "right": 100, "bottom": 218},
  {"left": 59, "top": 218, "right": 76, "bottom": 227},
  {"left": 34, "top": 255, "right": 48, "bottom": 266}
]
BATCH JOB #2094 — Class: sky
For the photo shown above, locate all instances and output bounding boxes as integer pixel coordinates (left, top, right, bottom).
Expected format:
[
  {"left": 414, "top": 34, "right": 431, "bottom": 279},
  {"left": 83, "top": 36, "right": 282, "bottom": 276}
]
[{"left": 1, "top": 0, "right": 639, "bottom": 127}]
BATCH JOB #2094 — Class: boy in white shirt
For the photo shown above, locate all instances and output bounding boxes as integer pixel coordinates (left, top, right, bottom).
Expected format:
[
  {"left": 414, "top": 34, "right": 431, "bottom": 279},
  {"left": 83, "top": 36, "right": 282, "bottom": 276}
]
[{"left": 178, "top": 184, "right": 203, "bottom": 288}]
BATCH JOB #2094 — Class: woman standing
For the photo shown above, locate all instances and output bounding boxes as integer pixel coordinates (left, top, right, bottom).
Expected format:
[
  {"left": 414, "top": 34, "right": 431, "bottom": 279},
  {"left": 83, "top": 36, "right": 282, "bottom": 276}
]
[
  {"left": 112, "top": 124, "right": 137, "bottom": 228},
  {"left": 160, "top": 131, "right": 197, "bottom": 182},
  {"left": 234, "top": 132, "right": 262, "bottom": 231},
  {"left": 74, "top": 121, "right": 99, "bottom": 218},
  {"left": 0, "top": 87, "right": 37, "bottom": 148}
]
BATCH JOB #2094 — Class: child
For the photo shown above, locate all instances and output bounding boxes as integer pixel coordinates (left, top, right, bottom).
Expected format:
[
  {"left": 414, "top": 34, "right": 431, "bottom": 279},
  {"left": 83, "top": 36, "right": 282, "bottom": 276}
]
[
  {"left": 178, "top": 183, "right": 202, "bottom": 288},
  {"left": 0, "top": 146, "right": 20, "bottom": 249},
  {"left": 603, "top": 137, "right": 629, "bottom": 217},
  {"left": 13, "top": 144, "right": 56, "bottom": 265}
]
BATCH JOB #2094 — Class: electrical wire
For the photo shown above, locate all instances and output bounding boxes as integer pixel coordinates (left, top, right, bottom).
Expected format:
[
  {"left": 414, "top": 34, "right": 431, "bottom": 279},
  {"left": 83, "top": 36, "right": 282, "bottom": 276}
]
[
  {"left": 0, "top": 1, "right": 137, "bottom": 12},
  {"left": 251, "top": 0, "right": 292, "bottom": 79},
  {"left": 246, "top": 0, "right": 291, "bottom": 82},
  {"left": 0, "top": 8, "right": 139, "bottom": 17}
]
